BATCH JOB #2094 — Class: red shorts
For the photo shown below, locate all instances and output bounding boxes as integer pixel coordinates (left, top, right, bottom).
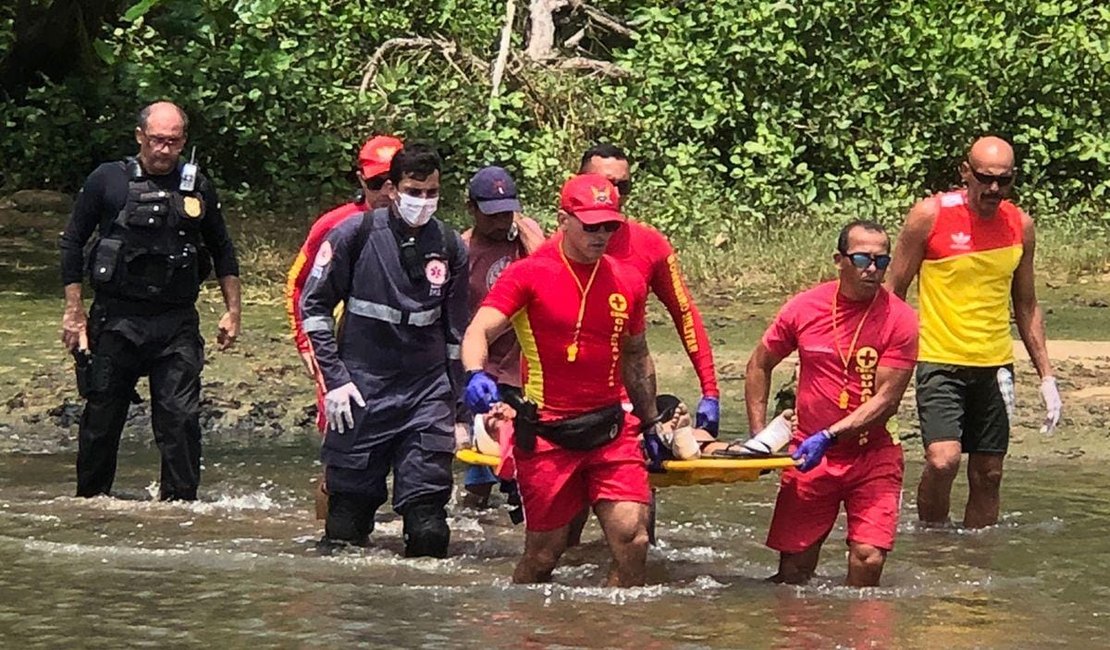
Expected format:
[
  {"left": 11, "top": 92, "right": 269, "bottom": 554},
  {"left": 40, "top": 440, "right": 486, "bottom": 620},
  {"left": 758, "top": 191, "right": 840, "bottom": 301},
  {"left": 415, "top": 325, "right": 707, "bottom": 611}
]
[
  {"left": 514, "top": 419, "right": 651, "bottom": 532},
  {"left": 766, "top": 443, "right": 904, "bottom": 553}
]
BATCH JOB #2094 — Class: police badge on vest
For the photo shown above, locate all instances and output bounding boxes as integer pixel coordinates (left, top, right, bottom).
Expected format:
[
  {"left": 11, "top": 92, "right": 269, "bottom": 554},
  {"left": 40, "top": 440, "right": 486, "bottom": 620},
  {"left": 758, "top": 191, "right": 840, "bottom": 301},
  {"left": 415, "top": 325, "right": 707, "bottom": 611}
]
[{"left": 86, "top": 156, "right": 212, "bottom": 304}]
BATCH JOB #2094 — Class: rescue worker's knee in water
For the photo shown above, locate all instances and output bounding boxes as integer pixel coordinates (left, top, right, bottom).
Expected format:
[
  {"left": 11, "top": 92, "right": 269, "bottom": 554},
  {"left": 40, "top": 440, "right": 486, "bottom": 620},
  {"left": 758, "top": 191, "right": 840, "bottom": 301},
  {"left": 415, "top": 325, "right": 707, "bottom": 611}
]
[
  {"left": 401, "top": 497, "right": 450, "bottom": 559},
  {"left": 324, "top": 492, "right": 375, "bottom": 545}
]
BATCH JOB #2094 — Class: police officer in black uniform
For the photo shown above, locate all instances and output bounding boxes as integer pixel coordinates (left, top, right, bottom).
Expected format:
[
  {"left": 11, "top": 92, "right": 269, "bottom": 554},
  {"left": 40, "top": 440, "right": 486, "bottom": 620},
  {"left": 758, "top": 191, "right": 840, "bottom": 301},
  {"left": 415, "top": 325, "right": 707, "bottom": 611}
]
[
  {"left": 59, "top": 101, "right": 241, "bottom": 501},
  {"left": 300, "top": 143, "right": 468, "bottom": 558}
]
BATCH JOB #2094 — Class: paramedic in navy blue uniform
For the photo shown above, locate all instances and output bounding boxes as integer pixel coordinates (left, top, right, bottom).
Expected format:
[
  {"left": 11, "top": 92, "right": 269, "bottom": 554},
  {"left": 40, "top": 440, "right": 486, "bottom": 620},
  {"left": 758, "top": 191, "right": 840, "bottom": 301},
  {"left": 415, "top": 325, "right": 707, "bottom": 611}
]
[{"left": 300, "top": 142, "right": 469, "bottom": 558}]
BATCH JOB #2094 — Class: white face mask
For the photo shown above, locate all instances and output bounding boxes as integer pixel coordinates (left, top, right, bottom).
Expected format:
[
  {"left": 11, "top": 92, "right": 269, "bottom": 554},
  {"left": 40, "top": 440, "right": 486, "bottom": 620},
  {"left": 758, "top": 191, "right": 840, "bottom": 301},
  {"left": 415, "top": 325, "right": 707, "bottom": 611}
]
[{"left": 395, "top": 194, "right": 438, "bottom": 227}]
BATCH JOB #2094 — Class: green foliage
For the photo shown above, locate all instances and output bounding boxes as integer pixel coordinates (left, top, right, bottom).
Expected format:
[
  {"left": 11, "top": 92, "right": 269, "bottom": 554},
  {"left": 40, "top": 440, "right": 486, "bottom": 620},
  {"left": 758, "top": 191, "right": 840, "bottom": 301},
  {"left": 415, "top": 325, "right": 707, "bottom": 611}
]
[
  {"left": 607, "top": 0, "right": 1110, "bottom": 233},
  {"left": 1, "top": 0, "right": 1108, "bottom": 241}
]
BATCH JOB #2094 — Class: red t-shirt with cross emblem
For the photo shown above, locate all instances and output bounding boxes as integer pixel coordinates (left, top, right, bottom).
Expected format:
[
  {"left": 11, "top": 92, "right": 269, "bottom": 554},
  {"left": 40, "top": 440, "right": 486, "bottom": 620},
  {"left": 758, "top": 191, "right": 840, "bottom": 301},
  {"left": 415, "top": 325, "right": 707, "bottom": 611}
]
[
  {"left": 761, "top": 280, "right": 918, "bottom": 455},
  {"left": 480, "top": 242, "right": 648, "bottom": 423}
]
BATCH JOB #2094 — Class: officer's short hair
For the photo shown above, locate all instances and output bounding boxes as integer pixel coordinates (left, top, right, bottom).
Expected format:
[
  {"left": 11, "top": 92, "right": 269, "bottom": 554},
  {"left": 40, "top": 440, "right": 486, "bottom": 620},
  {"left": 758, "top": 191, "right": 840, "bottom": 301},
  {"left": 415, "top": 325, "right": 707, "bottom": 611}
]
[
  {"left": 579, "top": 143, "right": 628, "bottom": 172},
  {"left": 390, "top": 142, "right": 442, "bottom": 185},
  {"left": 137, "top": 102, "right": 189, "bottom": 132},
  {"left": 837, "top": 220, "right": 888, "bottom": 254}
]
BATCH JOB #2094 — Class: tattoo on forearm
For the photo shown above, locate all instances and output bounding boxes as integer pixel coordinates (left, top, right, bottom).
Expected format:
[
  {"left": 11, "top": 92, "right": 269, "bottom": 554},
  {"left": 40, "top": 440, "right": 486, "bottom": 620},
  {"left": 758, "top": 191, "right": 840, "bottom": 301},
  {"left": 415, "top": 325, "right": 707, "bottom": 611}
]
[{"left": 623, "top": 362, "right": 657, "bottom": 423}]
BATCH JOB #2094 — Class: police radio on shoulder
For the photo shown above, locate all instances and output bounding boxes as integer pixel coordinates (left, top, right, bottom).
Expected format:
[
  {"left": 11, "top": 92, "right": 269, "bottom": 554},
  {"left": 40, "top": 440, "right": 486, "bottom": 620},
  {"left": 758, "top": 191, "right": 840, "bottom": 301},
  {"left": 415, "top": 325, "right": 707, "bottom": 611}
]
[{"left": 179, "top": 147, "right": 198, "bottom": 193}]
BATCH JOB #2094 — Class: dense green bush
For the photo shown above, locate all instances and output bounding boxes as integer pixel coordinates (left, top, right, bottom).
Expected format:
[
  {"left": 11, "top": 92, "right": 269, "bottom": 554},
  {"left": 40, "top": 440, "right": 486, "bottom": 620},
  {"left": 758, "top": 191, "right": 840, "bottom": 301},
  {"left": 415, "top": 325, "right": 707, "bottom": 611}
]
[
  {"left": 605, "top": 1, "right": 1110, "bottom": 233},
  {"left": 2, "top": 0, "right": 1108, "bottom": 238}
]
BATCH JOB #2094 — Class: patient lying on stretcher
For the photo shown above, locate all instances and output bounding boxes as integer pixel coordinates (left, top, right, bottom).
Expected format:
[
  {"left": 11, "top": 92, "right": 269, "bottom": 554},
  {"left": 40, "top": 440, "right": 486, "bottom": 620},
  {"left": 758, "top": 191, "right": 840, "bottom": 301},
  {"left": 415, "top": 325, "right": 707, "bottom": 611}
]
[
  {"left": 648, "top": 401, "right": 797, "bottom": 460},
  {"left": 473, "top": 398, "right": 796, "bottom": 462}
]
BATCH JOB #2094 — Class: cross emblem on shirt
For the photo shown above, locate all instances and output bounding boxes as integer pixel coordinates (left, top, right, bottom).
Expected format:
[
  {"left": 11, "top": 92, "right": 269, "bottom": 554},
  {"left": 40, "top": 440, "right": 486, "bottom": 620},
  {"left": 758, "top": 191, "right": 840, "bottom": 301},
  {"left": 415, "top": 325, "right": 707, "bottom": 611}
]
[{"left": 856, "top": 346, "right": 879, "bottom": 370}]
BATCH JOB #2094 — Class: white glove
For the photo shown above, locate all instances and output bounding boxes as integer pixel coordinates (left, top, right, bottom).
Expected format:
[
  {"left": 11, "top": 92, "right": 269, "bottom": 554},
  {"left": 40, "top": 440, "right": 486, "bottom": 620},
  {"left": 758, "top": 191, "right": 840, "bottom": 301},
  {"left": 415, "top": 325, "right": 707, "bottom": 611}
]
[
  {"left": 1040, "top": 376, "right": 1062, "bottom": 436},
  {"left": 324, "top": 382, "right": 366, "bottom": 434}
]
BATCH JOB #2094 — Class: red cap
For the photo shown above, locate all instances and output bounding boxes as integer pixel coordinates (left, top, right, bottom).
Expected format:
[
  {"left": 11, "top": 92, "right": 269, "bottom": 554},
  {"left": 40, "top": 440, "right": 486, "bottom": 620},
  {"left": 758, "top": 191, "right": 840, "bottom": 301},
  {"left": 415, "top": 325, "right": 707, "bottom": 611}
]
[
  {"left": 559, "top": 173, "right": 624, "bottom": 224},
  {"left": 358, "top": 135, "right": 403, "bottom": 179}
]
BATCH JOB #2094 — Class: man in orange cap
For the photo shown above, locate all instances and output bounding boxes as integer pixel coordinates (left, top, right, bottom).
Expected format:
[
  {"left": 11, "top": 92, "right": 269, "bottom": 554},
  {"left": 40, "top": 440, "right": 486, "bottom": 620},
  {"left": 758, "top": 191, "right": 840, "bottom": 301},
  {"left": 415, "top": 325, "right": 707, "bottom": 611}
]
[{"left": 285, "top": 134, "right": 402, "bottom": 515}]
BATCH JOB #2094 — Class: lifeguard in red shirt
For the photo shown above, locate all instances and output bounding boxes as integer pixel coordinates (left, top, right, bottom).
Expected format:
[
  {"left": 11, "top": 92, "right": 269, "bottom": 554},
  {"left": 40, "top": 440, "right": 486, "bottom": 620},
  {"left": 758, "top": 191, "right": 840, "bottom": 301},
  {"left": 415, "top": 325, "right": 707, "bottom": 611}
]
[
  {"left": 285, "top": 135, "right": 402, "bottom": 430},
  {"left": 745, "top": 221, "right": 919, "bottom": 587},
  {"left": 556, "top": 144, "right": 720, "bottom": 433},
  {"left": 461, "top": 174, "right": 662, "bottom": 587}
]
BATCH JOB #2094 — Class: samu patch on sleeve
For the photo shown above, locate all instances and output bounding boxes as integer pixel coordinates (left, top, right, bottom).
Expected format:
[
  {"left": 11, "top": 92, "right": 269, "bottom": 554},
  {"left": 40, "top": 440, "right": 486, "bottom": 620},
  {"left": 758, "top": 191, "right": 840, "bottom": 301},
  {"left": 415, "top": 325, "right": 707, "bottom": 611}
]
[{"left": 313, "top": 241, "right": 333, "bottom": 268}]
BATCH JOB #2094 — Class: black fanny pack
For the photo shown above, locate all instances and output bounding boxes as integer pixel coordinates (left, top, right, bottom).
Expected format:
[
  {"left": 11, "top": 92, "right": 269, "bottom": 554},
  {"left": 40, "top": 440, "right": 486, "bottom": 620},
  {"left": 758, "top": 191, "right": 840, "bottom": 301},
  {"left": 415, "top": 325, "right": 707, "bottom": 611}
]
[{"left": 510, "top": 398, "right": 625, "bottom": 452}]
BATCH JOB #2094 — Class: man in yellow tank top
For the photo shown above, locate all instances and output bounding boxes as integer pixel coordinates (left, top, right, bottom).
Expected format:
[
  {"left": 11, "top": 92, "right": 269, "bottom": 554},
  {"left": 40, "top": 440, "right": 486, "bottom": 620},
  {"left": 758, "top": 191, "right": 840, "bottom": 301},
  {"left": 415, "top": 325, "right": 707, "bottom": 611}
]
[{"left": 886, "top": 136, "right": 1061, "bottom": 528}]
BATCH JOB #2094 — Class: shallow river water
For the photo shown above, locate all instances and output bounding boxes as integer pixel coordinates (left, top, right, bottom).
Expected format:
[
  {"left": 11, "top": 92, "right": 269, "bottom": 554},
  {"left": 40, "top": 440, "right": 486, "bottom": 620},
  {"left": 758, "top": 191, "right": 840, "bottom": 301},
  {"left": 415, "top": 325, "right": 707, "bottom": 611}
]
[{"left": 0, "top": 441, "right": 1106, "bottom": 649}]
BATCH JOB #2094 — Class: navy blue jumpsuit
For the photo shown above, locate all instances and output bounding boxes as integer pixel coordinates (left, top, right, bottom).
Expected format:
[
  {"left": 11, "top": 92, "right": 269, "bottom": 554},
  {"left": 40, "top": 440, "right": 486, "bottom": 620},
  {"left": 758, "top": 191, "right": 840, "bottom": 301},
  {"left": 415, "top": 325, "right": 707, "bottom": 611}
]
[{"left": 300, "top": 207, "right": 468, "bottom": 550}]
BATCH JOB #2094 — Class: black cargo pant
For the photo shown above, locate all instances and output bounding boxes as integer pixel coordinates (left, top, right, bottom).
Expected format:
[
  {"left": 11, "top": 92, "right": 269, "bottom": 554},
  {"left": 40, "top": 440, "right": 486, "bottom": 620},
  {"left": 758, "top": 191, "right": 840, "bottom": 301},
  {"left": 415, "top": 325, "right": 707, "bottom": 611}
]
[{"left": 76, "top": 300, "right": 204, "bottom": 500}]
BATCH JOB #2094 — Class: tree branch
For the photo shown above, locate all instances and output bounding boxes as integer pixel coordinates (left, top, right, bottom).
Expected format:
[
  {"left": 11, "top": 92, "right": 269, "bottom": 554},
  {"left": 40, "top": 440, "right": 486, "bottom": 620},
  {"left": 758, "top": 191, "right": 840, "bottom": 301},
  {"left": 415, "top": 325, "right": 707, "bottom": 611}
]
[
  {"left": 358, "top": 36, "right": 488, "bottom": 98},
  {"left": 573, "top": 1, "right": 638, "bottom": 39},
  {"left": 559, "top": 56, "right": 632, "bottom": 77},
  {"left": 488, "top": 0, "right": 517, "bottom": 126},
  {"left": 525, "top": 0, "right": 570, "bottom": 61}
]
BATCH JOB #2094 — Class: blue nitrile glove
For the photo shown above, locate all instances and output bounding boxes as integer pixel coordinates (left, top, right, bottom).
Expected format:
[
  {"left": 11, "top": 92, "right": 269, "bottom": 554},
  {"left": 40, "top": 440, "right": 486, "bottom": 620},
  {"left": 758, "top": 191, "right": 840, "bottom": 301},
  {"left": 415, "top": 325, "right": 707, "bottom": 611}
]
[
  {"left": 696, "top": 396, "right": 720, "bottom": 437},
  {"left": 791, "top": 429, "right": 835, "bottom": 472},
  {"left": 463, "top": 370, "right": 500, "bottom": 414},
  {"left": 641, "top": 423, "right": 667, "bottom": 472}
]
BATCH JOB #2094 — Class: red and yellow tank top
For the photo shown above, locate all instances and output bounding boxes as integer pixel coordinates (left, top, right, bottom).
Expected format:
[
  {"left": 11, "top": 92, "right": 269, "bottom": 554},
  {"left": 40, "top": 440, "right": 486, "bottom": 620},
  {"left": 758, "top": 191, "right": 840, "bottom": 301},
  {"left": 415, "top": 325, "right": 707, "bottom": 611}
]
[{"left": 918, "top": 191, "right": 1024, "bottom": 366}]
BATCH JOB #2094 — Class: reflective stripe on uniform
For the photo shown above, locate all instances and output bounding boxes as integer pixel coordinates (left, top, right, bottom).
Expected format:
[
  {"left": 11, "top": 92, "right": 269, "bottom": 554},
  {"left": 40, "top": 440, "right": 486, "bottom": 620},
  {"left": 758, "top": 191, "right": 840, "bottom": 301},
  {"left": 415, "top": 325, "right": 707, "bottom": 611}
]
[
  {"left": 446, "top": 344, "right": 460, "bottom": 360},
  {"left": 303, "top": 316, "right": 335, "bottom": 333},
  {"left": 409, "top": 309, "right": 440, "bottom": 327},
  {"left": 347, "top": 297, "right": 439, "bottom": 327}
]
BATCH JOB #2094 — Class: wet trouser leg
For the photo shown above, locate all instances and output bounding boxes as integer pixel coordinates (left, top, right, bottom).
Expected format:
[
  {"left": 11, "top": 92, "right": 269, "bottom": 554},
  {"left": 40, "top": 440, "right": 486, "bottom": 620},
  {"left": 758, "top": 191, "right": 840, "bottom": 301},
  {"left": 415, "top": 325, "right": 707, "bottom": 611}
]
[
  {"left": 148, "top": 320, "right": 204, "bottom": 501},
  {"left": 324, "top": 438, "right": 393, "bottom": 545},
  {"left": 392, "top": 427, "right": 454, "bottom": 558},
  {"left": 75, "top": 331, "right": 143, "bottom": 498}
]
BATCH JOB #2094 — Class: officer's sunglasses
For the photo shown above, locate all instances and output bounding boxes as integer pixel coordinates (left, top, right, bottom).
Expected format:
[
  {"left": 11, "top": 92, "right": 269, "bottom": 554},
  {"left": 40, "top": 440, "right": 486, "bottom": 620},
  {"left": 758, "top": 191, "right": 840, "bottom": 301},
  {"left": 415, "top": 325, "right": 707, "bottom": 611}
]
[
  {"left": 582, "top": 221, "right": 623, "bottom": 233},
  {"left": 613, "top": 179, "right": 632, "bottom": 197},
  {"left": 968, "top": 166, "right": 1015, "bottom": 187},
  {"left": 842, "top": 251, "right": 892, "bottom": 270}
]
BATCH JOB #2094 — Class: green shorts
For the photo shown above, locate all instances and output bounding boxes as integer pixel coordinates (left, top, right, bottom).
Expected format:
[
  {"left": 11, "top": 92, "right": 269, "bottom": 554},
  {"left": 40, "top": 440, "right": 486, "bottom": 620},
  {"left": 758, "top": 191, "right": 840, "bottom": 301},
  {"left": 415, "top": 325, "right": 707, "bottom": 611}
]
[{"left": 915, "top": 362, "right": 1015, "bottom": 454}]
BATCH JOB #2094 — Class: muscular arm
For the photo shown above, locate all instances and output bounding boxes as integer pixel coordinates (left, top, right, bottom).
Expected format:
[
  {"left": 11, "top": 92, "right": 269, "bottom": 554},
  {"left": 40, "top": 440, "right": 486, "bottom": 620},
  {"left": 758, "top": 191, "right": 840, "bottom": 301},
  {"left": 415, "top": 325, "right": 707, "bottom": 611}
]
[
  {"left": 461, "top": 306, "right": 512, "bottom": 372},
  {"left": 885, "top": 198, "right": 937, "bottom": 300},
  {"left": 620, "top": 332, "right": 658, "bottom": 426},
  {"left": 826, "top": 366, "right": 914, "bottom": 441},
  {"left": 744, "top": 342, "right": 788, "bottom": 434},
  {"left": 1011, "top": 213, "right": 1053, "bottom": 379},
  {"left": 651, "top": 252, "right": 718, "bottom": 397}
]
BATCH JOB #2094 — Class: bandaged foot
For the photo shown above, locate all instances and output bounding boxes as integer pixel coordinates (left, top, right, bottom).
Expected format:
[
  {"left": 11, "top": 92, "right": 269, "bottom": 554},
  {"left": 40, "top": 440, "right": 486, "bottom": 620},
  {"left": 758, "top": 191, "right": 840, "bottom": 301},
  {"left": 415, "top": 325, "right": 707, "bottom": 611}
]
[
  {"left": 659, "top": 402, "right": 701, "bottom": 459},
  {"left": 742, "top": 410, "right": 795, "bottom": 454}
]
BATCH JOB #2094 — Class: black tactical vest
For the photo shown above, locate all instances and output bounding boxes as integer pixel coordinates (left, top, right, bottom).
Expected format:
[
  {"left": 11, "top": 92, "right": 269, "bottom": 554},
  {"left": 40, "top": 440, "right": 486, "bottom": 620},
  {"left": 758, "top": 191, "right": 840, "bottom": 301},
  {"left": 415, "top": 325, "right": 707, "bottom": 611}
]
[{"left": 87, "top": 159, "right": 212, "bottom": 304}]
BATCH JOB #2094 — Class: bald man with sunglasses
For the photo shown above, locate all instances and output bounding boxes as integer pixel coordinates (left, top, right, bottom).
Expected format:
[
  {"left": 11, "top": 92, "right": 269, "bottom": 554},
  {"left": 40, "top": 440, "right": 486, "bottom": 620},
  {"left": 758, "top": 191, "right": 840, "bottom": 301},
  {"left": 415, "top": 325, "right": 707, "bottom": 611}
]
[{"left": 886, "top": 136, "right": 1060, "bottom": 529}]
